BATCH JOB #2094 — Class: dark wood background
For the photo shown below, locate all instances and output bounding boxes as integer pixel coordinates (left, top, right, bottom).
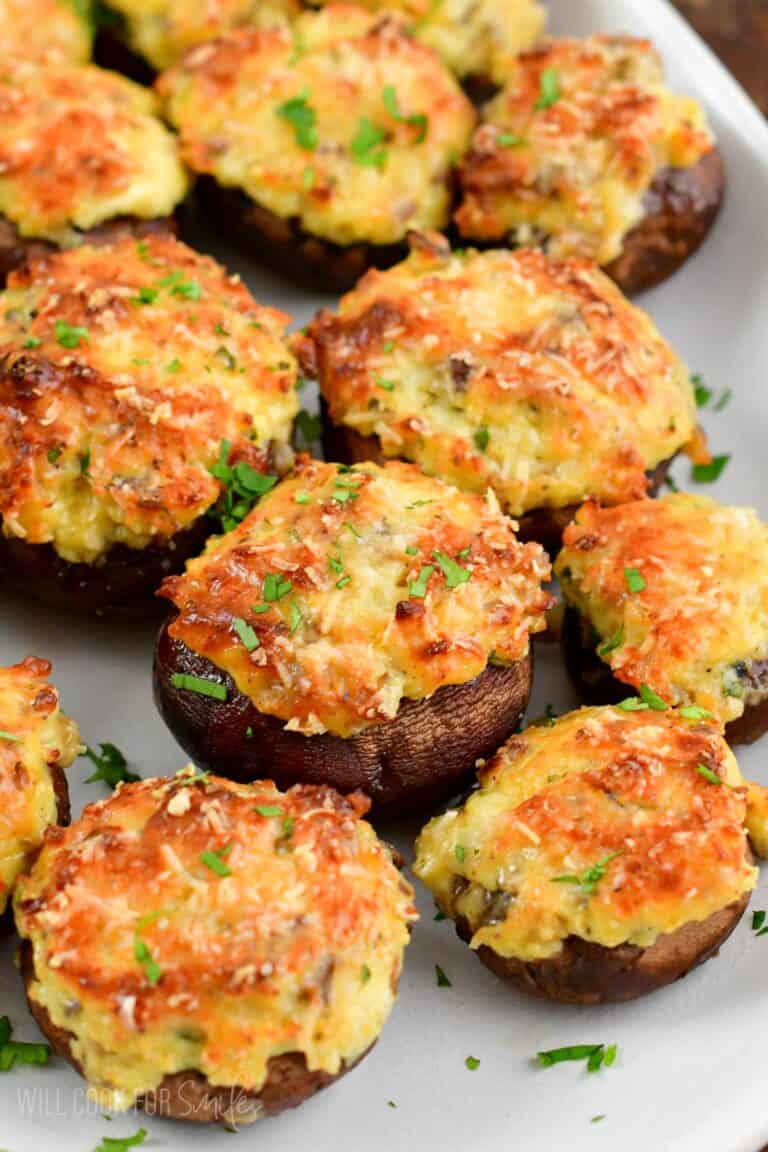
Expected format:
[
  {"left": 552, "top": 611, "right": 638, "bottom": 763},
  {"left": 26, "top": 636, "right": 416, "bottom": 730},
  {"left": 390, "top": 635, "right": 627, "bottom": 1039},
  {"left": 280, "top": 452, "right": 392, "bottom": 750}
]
[{"left": 672, "top": 0, "right": 768, "bottom": 113}]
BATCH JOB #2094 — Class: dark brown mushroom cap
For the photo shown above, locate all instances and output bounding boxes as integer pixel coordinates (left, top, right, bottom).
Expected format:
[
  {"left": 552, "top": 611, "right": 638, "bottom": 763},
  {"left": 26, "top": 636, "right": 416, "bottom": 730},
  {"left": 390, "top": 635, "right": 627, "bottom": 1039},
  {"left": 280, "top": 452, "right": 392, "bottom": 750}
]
[{"left": 154, "top": 617, "right": 533, "bottom": 817}]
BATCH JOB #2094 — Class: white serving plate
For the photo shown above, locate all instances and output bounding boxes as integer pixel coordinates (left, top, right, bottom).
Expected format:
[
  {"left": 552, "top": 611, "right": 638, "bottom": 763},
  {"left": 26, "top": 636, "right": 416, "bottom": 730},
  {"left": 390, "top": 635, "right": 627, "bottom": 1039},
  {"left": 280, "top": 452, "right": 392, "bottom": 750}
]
[{"left": 2, "top": 2, "right": 768, "bottom": 1149}]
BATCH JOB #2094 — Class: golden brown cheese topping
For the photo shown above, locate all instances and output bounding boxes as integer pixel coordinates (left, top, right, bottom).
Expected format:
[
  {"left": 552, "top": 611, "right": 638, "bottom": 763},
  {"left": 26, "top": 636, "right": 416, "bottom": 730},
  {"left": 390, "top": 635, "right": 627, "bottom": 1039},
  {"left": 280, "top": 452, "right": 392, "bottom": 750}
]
[
  {"left": 0, "top": 61, "right": 188, "bottom": 244},
  {"left": 555, "top": 494, "right": 768, "bottom": 724},
  {"left": 15, "top": 772, "right": 416, "bottom": 1112},
  {"left": 414, "top": 706, "right": 757, "bottom": 961},
  {"left": 0, "top": 0, "right": 91, "bottom": 65},
  {"left": 0, "top": 234, "right": 298, "bottom": 563},
  {"left": 158, "top": 7, "right": 476, "bottom": 247},
  {"left": 107, "top": 0, "right": 300, "bottom": 70},
  {"left": 162, "top": 458, "right": 552, "bottom": 737},
  {"left": 0, "top": 657, "right": 80, "bottom": 915},
  {"left": 455, "top": 36, "right": 714, "bottom": 263},
  {"left": 308, "top": 0, "right": 545, "bottom": 83},
  {"left": 302, "top": 233, "right": 697, "bottom": 516}
]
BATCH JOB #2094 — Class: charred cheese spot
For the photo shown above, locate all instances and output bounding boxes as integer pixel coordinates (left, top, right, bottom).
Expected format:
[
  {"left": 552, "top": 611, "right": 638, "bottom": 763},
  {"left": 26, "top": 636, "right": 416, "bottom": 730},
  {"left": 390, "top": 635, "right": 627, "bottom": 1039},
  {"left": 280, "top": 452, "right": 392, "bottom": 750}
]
[
  {"left": 0, "top": 0, "right": 91, "bottom": 65},
  {"left": 304, "top": 235, "right": 697, "bottom": 516},
  {"left": 158, "top": 7, "right": 476, "bottom": 248},
  {"left": 414, "top": 706, "right": 756, "bottom": 961},
  {"left": 15, "top": 771, "right": 416, "bottom": 1111},
  {"left": 105, "top": 0, "right": 300, "bottom": 71},
  {"left": 0, "top": 61, "right": 188, "bottom": 244},
  {"left": 556, "top": 495, "right": 768, "bottom": 724},
  {"left": 0, "top": 657, "right": 80, "bottom": 915},
  {"left": 161, "top": 458, "right": 551, "bottom": 737},
  {"left": 0, "top": 234, "right": 298, "bottom": 563},
  {"left": 455, "top": 36, "right": 715, "bottom": 264},
  {"left": 307, "top": 0, "right": 545, "bottom": 83}
]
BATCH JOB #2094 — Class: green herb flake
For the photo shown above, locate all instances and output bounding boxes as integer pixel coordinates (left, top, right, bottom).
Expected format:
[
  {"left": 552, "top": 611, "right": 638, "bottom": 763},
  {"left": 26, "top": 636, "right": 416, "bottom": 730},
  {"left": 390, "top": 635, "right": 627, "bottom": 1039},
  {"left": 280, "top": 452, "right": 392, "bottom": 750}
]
[
  {"left": 0, "top": 1015, "right": 51, "bottom": 1073},
  {"left": 434, "top": 909, "right": 447, "bottom": 921},
  {"left": 361, "top": 964, "right": 372, "bottom": 984},
  {"left": 375, "top": 376, "right": 396, "bottom": 391},
  {"left": 552, "top": 851, "right": 622, "bottom": 896},
  {"left": 714, "top": 388, "right": 732, "bottom": 412},
  {"left": 696, "top": 763, "right": 724, "bottom": 786},
  {"left": 351, "top": 117, "right": 388, "bottom": 169},
  {"left": 591, "top": 1115, "right": 606, "bottom": 1124},
  {"left": 82, "top": 742, "right": 140, "bottom": 787},
  {"left": 536, "top": 1043, "right": 616, "bottom": 1071},
  {"left": 624, "top": 567, "right": 645, "bottom": 593},
  {"left": 434, "top": 550, "right": 471, "bottom": 589},
  {"left": 404, "top": 545, "right": 418, "bottom": 556},
  {"left": 408, "top": 564, "right": 434, "bottom": 598},
  {"left": 465, "top": 1056, "right": 480, "bottom": 1071},
  {"left": 233, "top": 616, "right": 260, "bottom": 652},
  {"left": 208, "top": 439, "right": 278, "bottom": 531},
  {"left": 336, "top": 575, "right": 351, "bottom": 589},
  {"left": 255, "top": 804, "right": 283, "bottom": 818},
  {"left": 597, "top": 628, "right": 624, "bottom": 658},
  {"left": 454, "top": 844, "right": 467, "bottom": 862},
  {"left": 95, "top": 1129, "right": 147, "bottom": 1152},
  {"left": 200, "top": 845, "right": 233, "bottom": 877},
  {"left": 692, "top": 454, "right": 730, "bottom": 483},
  {"left": 132, "top": 286, "right": 158, "bottom": 306},
  {"left": 679, "top": 705, "right": 713, "bottom": 720},
  {"left": 302, "top": 165, "right": 315, "bottom": 190},
  {"left": 497, "top": 132, "right": 526, "bottom": 148},
  {"left": 295, "top": 492, "right": 311, "bottom": 505},
  {"left": 535, "top": 67, "right": 560, "bottom": 109},
  {"left": 381, "top": 339, "right": 395, "bottom": 353},
  {"left": 134, "top": 938, "right": 162, "bottom": 986},
  {"left": 692, "top": 374, "right": 711, "bottom": 407},
  {"left": 473, "top": 425, "right": 490, "bottom": 452},
  {"left": 639, "top": 683, "right": 668, "bottom": 711},
  {"left": 617, "top": 696, "right": 647, "bottom": 711},
  {"left": 752, "top": 910, "right": 767, "bottom": 934},
  {"left": 55, "top": 319, "right": 89, "bottom": 348},
  {"left": 171, "top": 279, "right": 202, "bottom": 301},
  {"left": 295, "top": 408, "right": 323, "bottom": 442},
  {"left": 263, "top": 572, "right": 293, "bottom": 602},
  {"left": 22, "top": 335, "right": 41, "bottom": 348},
  {"left": 289, "top": 602, "right": 303, "bottom": 635},
  {"left": 0, "top": 730, "right": 20, "bottom": 742},
  {"left": 79, "top": 449, "right": 91, "bottom": 476},
  {"left": 382, "top": 84, "right": 428, "bottom": 143},
  {"left": 170, "top": 673, "right": 228, "bottom": 701},
  {"left": 166, "top": 357, "right": 181, "bottom": 374},
  {"left": 435, "top": 964, "right": 452, "bottom": 987},
  {"left": 277, "top": 89, "right": 318, "bottom": 150}
]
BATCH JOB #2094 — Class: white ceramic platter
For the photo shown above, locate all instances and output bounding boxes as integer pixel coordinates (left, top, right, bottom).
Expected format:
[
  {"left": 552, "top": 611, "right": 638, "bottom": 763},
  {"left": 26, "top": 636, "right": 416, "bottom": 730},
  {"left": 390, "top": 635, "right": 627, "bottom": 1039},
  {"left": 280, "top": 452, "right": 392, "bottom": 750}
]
[{"left": 2, "top": 1, "right": 768, "bottom": 1149}]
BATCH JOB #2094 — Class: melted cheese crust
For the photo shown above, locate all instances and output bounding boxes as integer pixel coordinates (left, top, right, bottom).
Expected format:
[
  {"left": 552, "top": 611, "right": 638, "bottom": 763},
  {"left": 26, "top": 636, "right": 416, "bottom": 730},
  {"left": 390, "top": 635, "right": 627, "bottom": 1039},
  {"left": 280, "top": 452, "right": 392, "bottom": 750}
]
[
  {"left": 414, "top": 706, "right": 756, "bottom": 961},
  {"left": 555, "top": 494, "right": 768, "bottom": 724},
  {"left": 162, "top": 458, "right": 551, "bottom": 737},
  {"left": 0, "top": 61, "right": 188, "bottom": 244},
  {"left": 303, "top": 235, "right": 697, "bottom": 516},
  {"left": 107, "top": 0, "right": 300, "bottom": 70},
  {"left": 455, "top": 36, "right": 714, "bottom": 264},
  {"left": 0, "top": 235, "right": 298, "bottom": 563},
  {"left": 158, "top": 7, "right": 476, "bottom": 247},
  {"left": 0, "top": 658, "right": 80, "bottom": 915},
  {"left": 0, "top": 0, "right": 91, "bottom": 65},
  {"left": 15, "top": 772, "right": 416, "bottom": 1111},
  {"left": 308, "top": 0, "right": 545, "bottom": 83}
]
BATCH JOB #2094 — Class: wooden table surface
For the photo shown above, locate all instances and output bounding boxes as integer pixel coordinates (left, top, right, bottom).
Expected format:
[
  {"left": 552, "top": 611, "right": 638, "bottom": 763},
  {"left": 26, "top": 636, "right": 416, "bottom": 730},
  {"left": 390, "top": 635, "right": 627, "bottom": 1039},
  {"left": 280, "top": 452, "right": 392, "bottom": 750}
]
[{"left": 672, "top": 0, "right": 768, "bottom": 113}]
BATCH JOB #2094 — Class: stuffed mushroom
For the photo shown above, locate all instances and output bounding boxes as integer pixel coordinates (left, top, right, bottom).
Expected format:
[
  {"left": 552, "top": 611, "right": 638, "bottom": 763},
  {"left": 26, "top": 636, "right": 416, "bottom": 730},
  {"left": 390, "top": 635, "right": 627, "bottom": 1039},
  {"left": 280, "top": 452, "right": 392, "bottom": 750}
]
[
  {"left": 15, "top": 770, "right": 416, "bottom": 1121},
  {"left": 414, "top": 705, "right": 765, "bottom": 1004},
  {"left": 0, "top": 0, "right": 92, "bottom": 66},
  {"left": 300, "top": 232, "right": 700, "bottom": 553},
  {"left": 157, "top": 7, "right": 476, "bottom": 290},
  {"left": 0, "top": 233, "right": 298, "bottom": 614},
  {"left": 0, "top": 657, "right": 80, "bottom": 929},
  {"left": 555, "top": 493, "right": 768, "bottom": 744},
  {"left": 154, "top": 458, "right": 551, "bottom": 814},
  {"left": 455, "top": 36, "right": 724, "bottom": 294},
  {"left": 0, "top": 59, "right": 188, "bottom": 286}
]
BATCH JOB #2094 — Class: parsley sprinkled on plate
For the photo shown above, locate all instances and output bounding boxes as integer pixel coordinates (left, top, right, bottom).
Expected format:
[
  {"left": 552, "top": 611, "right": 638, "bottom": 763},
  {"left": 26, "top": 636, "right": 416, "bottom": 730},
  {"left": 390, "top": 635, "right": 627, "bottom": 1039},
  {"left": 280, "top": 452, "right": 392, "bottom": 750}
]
[
  {"left": 82, "top": 743, "right": 139, "bottom": 787},
  {"left": 435, "top": 964, "right": 452, "bottom": 988},
  {"left": 692, "top": 454, "right": 730, "bottom": 483},
  {"left": 0, "top": 1016, "right": 51, "bottom": 1072},
  {"left": 94, "top": 1128, "right": 147, "bottom": 1151},
  {"left": 536, "top": 1043, "right": 617, "bottom": 1072}
]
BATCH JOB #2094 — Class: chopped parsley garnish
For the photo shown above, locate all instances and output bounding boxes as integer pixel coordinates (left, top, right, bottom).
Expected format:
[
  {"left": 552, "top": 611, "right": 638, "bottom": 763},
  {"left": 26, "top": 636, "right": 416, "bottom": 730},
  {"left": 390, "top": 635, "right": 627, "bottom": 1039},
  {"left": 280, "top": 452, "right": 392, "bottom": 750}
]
[
  {"left": 233, "top": 616, "right": 260, "bottom": 652},
  {"left": 303, "top": 165, "right": 315, "bottom": 190},
  {"left": 382, "top": 84, "right": 428, "bottom": 142},
  {"left": 591, "top": 1115, "right": 606, "bottom": 1124},
  {"left": 79, "top": 449, "right": 91, "bottom": 476},
  {"left": 0, "top": 730, "right": 20, "bottom": 742},
  {"left": 200, "top": 844, "right": 233, "bottom": 877},
  {"left": 692, "top": 374, "right": 711, "bottom": 407},
  {"left": 215, "top": 345, "right": 237, "bottom": 371},
  {"left": 209, "top": 439, "right": 278, "bottom": 531},
  {"left": 289, "top": 602, "right": 303, "bottom": 635},
  {"left": 46, "top": 445, "right": 62, "bottom": 464},
  {"left": 714, "top": 388, "right": 732, "bottom": 412},
  {"left": 465, "top": 1056, "right": 480, "bottom": 1070},
  {"left": 617, "top": 684, "right": 667, "bottom": 711},
  {"left": 215, "top": 322, "right": 231, "bottom": 337},
  {"left": 473, "top": 425, "right": 490, "bottom": 452},
  {"left": 343, "top": 520, "right": 362, "bottom": 538},
  {"left": 696, "top": 763, "right": 724, "bottom": 786},
  {"left": 170, "top": 673, "right": 228, "bottom": 701},
  {"left": 375, "top": 376, "right": 396, "bottom": 391},
  {"left": 435, "top": 964, "right": 452, "bottom": 987},
  {"left": 22, "top": 335, "right": 41, "bottom": 348},
  {"left": 134, "top": 938, "right": 162, "bottom": 986},
  {"left": 277, "top": 89, "right": 317, "bottom": 150},
  {"left": 692, "top": 454, "right": 730, "bottom": 483},
  {"left": 82, "top": 743, "right": 139, "bottom": 787},
  {"left": 177, "top": 770, "right": 211, "bottom": 787},
  {"left": 454, "top": 844, "right": 467, "bottom": 862},
  {"left": 408, "top": 565, "right": 434, "bottom": 598},
  {"left": 55, "top": 319, "right": 88, "bottom": 348},
  {"left": 295, "top": 408, "right": 323, "bottom": 442},
  {"left": 404, "top": 545, "right": 418, "bottom": 556},
  {"left": 295, "top": 492, "right": 311, "bottom": 504},
  {"left": 255, "top": 804, "right": 283, "bottom": 818},
  {"left": 434, "top": 551, "right": 471, "bottom": 589},
  {"left": 434, "top": 909, "right": 447, "bottom": 922},
  {"left": 752, "top": 910, "right": 768, "bottom": 937},
  {"left": 382, "top": 339, "right": 395, "bottom": 353},
  {"left": 679, "top": 705, "right": 713, "bottom": 720},
  {"left": 597, "top": 628, "right": 623, "bottom": 657},
  {"left": 351, "top": 117, "right": 388, "bottom": 169},
  {"left": 170, "top": 279, "right": 202, "bottom": 301},
  {"left": 536, "top": 1043, "right": 617, "bottom": 1071},
  {"left": 623, "top": 567, "right": 645, "bottom": 593},
  {"left": 552, "top": 851, "right": 622, "bottom": 895},
  {"left": 535, "top": 67, "right": 560, "bottom": 110},
  {"left": 166, "top": 358, "right": 181, "bottom": 373},
  {"left": 263, "top": 572, "right": 293, "bottom": 601},
  {"left": 497, "top": 132, "right": 526, "bottom": 147},
  {"left": 336, "top": 575, "right": 351, "bottom": 589},
  {"left": 0, "top": 1015, "right": 51, "bottom": 1072},
  {"left": 361, "top": 964, "right": 372, "bottom": 984},
  {"left": 132, "top": 286, "right": 158, "bottom": 305},
  {"left": 95, "top": 1131, "right": 147, "bottom": 1152},
  {"left": 332, "top": 477, "right": 362, "bottom": 505}
]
